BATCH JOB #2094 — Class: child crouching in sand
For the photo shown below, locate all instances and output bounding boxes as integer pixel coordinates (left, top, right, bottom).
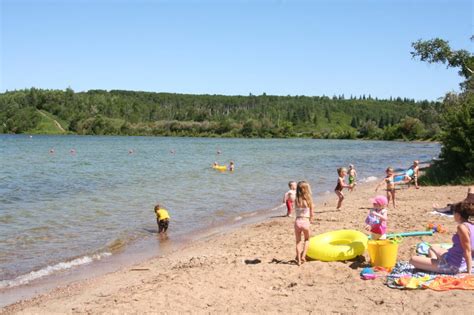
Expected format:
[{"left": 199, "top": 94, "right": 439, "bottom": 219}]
[
  {"left": 365, "top": 195, "right": 388, "bottom": 240},
  {"left": 294, "top": 181, "right": 314, "bottom": 265},
  {"left": 154, "top": 204, "right": 170, "bottom": 234}
]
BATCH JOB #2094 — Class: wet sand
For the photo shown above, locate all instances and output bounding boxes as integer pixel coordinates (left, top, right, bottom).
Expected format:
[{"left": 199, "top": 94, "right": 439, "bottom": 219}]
[{"left": 1, "top": 184, "right": 472, "bottom": 314}]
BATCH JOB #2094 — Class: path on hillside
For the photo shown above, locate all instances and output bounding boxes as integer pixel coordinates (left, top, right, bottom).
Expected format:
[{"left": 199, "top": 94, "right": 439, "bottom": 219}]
[{"left": 37, "top": 110, "right": 66, "bottom": 132}]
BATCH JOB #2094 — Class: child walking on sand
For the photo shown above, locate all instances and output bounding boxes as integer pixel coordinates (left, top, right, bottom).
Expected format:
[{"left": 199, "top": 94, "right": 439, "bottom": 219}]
[
  {"left": 376, "top": 167, "right": 397, "bottom": 208},
  {"left": 348, "top": 164, "right": 357, "bottom": 191},
  {"left": 283, "top": 181, "right": 297, "bottom": 217},
  {"left": 294, "top": 181, "right": 314, "bottom": 265},
  {"left": 335, "top": 167, "right": 352, "bottom": 210},
  {"left": 365, "top": 195, "right": 388, "bottom": 240},
  {"left": 154, "top": 204, "right": 170, "bottom": 234}
]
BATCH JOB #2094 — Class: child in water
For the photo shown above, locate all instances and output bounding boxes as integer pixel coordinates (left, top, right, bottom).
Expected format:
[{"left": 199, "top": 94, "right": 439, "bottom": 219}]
[
  {"left": 283, "top": 181, "right": 297, "bottom": 217},
  {"left": 229, "top": 161, "right": 235, "bottom": 171},
  {"left": 348, "top": 164, "right": 357, "bottom": 191},
  {"left": 335, "top": 167, "right": 352, "bottom": 210},
  {"left": 294, "top": 181, "right": 314, "bottom": 265},
  {"left": 376, "top": 167, "right": 397, "bottom": 208},
  {"left": 365, "top": 195, "right": 388, "bottom": 240},
  {"left": 154, "top": 204, "right": 170, "bottom": 234}
]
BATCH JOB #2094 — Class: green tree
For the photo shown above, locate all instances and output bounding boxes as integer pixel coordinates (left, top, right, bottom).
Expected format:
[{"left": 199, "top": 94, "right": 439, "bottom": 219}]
[
  {"left": 411, "top": 38, "right": 473, "bottom": 81},
  {"left": 412, "top": 37, "right": 474, "bottom": 183}
]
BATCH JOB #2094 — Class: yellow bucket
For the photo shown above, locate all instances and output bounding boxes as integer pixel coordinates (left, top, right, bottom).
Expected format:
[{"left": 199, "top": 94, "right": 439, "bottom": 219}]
[{"left": 367, "top": 240, "right": 398, "bottom": 268}]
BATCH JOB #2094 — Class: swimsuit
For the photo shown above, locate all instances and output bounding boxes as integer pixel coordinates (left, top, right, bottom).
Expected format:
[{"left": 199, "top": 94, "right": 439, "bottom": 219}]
[
  {"left": 156, "top": 208, "right": 170, "bottom": 220},
  {"left": 156, "top": 208, "right": 170, "bottom": 232},
  {"left": 442, "top": 222, "right": 474, "bottom": 273},
  {"left": 335, "top": 179, "right": 343, "bottom": 192},
  {"left": 385, "top": 177, "right": 395, "bottom": 190},
  {"left": 158, "top": 218, "right": 169, "bottom": 233},
  {"left": 295, "top": 205, "right": 310, "bottom": 230},
  {"left": 365, "top": 208, "right": 387, "bottom": 236},
  {"left": 285, "top": 190, "right": 296, "bottom": 215},
  {"left": 348, "top": 176, "right": 355, "bottom": 185}
]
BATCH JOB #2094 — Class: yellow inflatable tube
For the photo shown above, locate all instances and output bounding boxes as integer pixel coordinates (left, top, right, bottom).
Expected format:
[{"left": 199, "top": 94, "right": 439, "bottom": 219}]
[
  {"left": 307, "top": 229, "right": 368, "bottom": 262},
  {"left": 212, "top": 165, "right": 227, "bottom": 171}
]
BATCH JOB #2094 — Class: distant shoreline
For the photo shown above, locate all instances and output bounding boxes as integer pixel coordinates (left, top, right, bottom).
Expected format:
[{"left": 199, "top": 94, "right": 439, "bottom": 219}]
[
  {"left": 1, "top": 88, "right": 442, "bottom": 140},
  {"left": 0, "top": 133, "right": 440, "bottom": 144}
]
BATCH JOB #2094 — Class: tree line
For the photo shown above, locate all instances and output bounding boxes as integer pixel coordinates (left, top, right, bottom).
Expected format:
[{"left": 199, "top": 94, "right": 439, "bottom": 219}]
[{"left": 0, "top": 88, "right": 442, "bottom": 140}]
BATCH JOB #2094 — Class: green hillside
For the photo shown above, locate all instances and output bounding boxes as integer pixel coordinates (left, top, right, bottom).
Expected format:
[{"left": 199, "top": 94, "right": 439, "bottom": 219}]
[
  {"left": 0, "top": 88, "right": 442, "bottom": 140},
  {"left": 26, "top": 110, "right": 68, "bottom": 134}
]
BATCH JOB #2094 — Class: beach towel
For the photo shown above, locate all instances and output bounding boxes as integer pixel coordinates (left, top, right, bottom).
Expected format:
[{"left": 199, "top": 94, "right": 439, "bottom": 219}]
[
  {"left": 385, "top": 261, "right": 470, "bottom": 290},
  {"left": 386, "top": 261, "right": 434, "bottom": 289},
  {"left": 425, "top": 275, "right": 474, "bottom": 291}
]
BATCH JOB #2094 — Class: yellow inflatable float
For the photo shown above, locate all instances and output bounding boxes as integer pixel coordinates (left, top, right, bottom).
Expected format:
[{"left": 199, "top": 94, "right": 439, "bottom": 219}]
[
  {"left": 212, "top": 165, "right": 227, "bottom": 171},
  {"left": 306, "top": 229, "right": 368, "bottom": 261}
]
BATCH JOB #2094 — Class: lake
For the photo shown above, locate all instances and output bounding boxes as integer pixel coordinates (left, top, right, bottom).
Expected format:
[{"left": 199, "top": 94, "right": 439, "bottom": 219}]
[{"left": 0, "top": 135, "right": 440, "bottom": 288}]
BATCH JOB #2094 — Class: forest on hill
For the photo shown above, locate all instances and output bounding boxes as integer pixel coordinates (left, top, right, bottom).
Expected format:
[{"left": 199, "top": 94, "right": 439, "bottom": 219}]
[{"left": 0, "top": 88, "right": 442, "bottom": 140}]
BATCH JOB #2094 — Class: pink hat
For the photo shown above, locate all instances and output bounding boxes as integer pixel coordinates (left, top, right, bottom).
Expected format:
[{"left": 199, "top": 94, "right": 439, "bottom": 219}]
[{"left": 371, "top": 195, "right": 388, "bottom": 206}]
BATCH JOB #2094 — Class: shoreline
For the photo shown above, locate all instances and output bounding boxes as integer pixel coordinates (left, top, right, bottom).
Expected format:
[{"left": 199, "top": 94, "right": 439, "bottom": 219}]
[
  {"left": 1, "top": 133, "right": 440, "bottom": 143},
  {"left": 0, "top": 201, "right": 287, "bottom": 307},
  {"left": 0, "top": 181, "right": 341, "bottom": 309},
  {"left": 0, "top": 175, "right": 379, "bottom": 302},
  {"left": 2, "top": 183, "right": 472, "bottom": 314}
]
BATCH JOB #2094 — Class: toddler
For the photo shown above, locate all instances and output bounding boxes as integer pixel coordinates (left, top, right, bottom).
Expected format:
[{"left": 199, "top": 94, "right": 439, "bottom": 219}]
[
  {"left": 154, "top": 204, "right": 170, "bottom": 234},
  {"left": 283, "top": 181, "right": 297, "bottom": 217},
  {"left": 365, "top": 195, "right": 388, "bottom": 240},
  {"left": 335, "top": 167, "right": 351, "bottom": 210}
]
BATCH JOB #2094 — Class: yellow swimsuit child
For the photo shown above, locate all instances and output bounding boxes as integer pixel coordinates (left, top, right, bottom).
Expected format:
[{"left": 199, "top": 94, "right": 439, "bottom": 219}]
[{"left": 155, "top": 207, "right": 170, "bottom": 233}]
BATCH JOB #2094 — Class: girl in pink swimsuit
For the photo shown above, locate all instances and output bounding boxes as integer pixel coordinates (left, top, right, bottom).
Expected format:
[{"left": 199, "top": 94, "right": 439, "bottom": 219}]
[{"left": 294, "top": 181, "right": 315, "bottom": 266}]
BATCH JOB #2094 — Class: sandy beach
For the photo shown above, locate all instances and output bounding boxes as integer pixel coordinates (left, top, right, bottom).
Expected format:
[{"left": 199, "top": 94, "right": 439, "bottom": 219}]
[{"left": 1, "top": 183, "right": 472, "bottom": 314}]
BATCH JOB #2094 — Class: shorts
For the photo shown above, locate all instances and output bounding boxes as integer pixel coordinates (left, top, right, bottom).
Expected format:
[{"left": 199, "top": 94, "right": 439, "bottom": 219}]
[
  {"left": 286, "top": 199, "right": 294, "bottom": 215},
  {"left": 437, "top": 253, "right": 459, "bottom": 274},
  {"left": 294, "top": 218, "right": 310, "bottom": 231},
  {"left": 158, "top": 218, "right": 169, "bottom": 233}
]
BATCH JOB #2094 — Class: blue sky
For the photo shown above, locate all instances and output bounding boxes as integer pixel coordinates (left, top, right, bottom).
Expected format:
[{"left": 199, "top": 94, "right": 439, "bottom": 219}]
[{"left": 1, "top": 0, "right": 472, "bottom": 100}]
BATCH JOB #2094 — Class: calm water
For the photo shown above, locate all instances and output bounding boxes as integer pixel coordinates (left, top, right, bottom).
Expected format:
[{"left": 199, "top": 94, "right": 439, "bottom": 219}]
[{"left": 0, "top": 135, "right": 440, "bottom": 287}]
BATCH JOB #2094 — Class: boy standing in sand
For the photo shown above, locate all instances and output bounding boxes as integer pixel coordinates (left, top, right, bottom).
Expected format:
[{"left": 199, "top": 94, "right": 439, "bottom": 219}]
[
  {"left": 283, "top": 181, "right": 297, "bottom": 217},
  {"left": 154, "top": 204, "right": 170, "bottom": 234},
  {"left": 348, "top": 164, "right": 357, "bottom": 191}
]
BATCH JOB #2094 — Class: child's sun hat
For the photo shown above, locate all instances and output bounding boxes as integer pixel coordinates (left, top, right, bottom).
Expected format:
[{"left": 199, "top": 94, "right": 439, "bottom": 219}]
[{"left": 371, "top": 195, "right": 388, "bottom": 206}]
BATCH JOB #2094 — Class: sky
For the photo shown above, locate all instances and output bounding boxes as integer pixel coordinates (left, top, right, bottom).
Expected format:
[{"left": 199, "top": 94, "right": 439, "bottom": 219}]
[{"left": 0, "top": 0, "right": 472, "bottom": 100}]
